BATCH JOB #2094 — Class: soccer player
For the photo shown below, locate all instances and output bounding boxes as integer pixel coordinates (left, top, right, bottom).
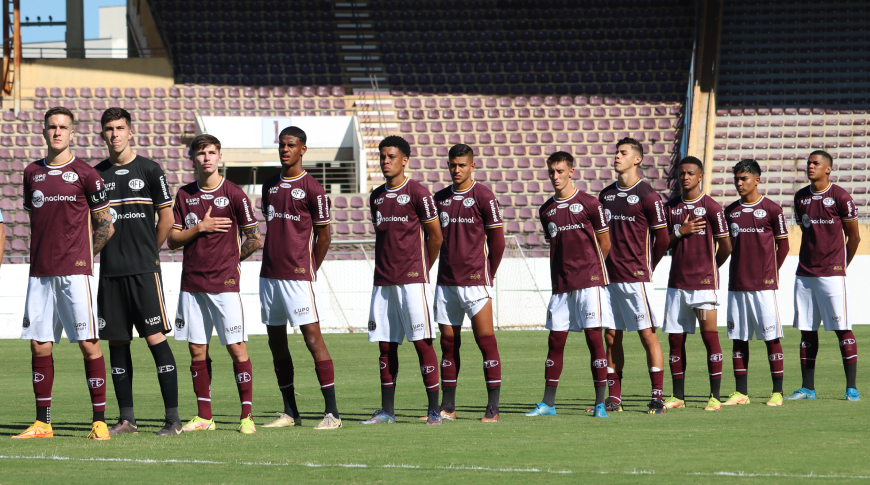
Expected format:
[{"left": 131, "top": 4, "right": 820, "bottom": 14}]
[
  {"left": 94, "top": 108, "right": 181, "bottom": 436},
  {"left": 431, "top": 144, "right": 506, "bottom": 422},
  {"left": 525, "top": 151, "right": 613, "bottom": 418},
  {"left": 259, "top": 126, "right": 341, "bottom": 430},
  {"left": 723, "top": 159, "right": 789, "bottom": 407},
  {"left": 662, "top": 156, "right": 731, "bottom": 411},
  {"left": 168, "top": 134, "right": 263, "bottom": 434},
  {"left": 14, "top": 106, "right": 114, "bottom": 440},
  {"left": 787, "top": 150, "right": 861, "bottom": 401},
  {"left": 598, "top": 138, "right": 669, "bottom": 414},
  {"left": 360, "top": 136, "right": 444, "bottom": 426}
]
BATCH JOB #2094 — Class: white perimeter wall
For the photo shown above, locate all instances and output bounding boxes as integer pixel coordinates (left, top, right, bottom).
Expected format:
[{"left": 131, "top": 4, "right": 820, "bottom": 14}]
[{"left": 0, "top": 255, "right": 868, "bottom": 339}]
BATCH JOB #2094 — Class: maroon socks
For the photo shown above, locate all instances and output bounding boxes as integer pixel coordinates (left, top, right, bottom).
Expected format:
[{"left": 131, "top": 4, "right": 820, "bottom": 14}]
[
  {"left": 837, "top": 330, "right": 858, "bottom": 389},
  {"left": 233, "top": 360, "right": 253, "bottom": 419},
  {"left": 33, "top": 355, "right": 54, "bottom": 423},
  {"left": 378, "top": 342, "right": 399, "bottom": 415},
  {"left": 799, "top": 330, "right": 819, "bottom": 390},
  {"left": 649, "top": 369, "right": 664, "bottom": 400},
  {"left": 190, "top": 359, "right": 212, "bottom": 420},
  {"left": 84, "top": 356, "right": 107, "bottom": 423},
  {"left": 542, "top": 331, "right": 568, "bottom": 406},
  {"left": 439, "top": 333, "right": 460, "bottom": 388},
  {"left": 668, "top": 333, "right": 687, "bottom": 399},
  {"left": 766, "top": 339, "right": 785, "bottom": 394},
  {"left": 732, "top": 340, "right": 750, "bottom": 395},
  {"left": 701, "top": 331, "right": 723, "bottom": 400}
]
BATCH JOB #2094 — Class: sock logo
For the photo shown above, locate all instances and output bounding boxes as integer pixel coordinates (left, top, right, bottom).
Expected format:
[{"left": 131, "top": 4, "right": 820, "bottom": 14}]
[
  {"left": 840, "top": 339, "right": 856, "bottom": 346},
  {"left": 483, "top": 360, "right": 500, "bottom": 368},
  {"left": 709, "top": 353, "right": 724, "bottom": 362},
  {"left": 669, "top": 355, "right": 681, "bottom": 363},
  {"left": 379, "top": 361, "right": 387, "bottom": 370},
  {"left": 33, "top": 372, "right": 44, "bottom": 383},
  {"left": 732, "top": 351, "right": 743, "bottom": 358},
  {"left": 593, "top": 359, "right": 608, "bottom": 369},
  {"left": 800, "top": 341, "right": 812, "bottom": 348},
  {"left": 111, "top": 367, "right": 125, "bottom": 375},
  {"left": 440, "top": 359, "right": 453, "bottom": 367},
  {"left": 652, "top": 389, "right": 664, "bottom": 398},
  {"left": 157, "top": 365, "right": 176, "bottom": 373},
  {"left": 545, "top": 359, "right": 555, "bottom": 367},
  {"left": 607, "top": 379, "right": 615, "bottom": 386},
  {"left": 420, "top": 365, "right": 436, "bottom": 374},
  {"left": 191, "top": 371, "right": 198, "bottom": 378},
  {"left": 236, "top": 372, "right": 252, "bottom": 383},
  {"left": 768, "top": 353, "right": 784, "bottom": 361},
  {"left": 88, "top": 378, "right": 105, "bottom": 388}
]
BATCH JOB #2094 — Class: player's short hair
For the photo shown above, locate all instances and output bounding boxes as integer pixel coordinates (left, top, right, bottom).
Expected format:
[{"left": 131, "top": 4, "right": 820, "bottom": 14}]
[
  {"left": 678, "top": 156, "right": 704, "bottom": 172},
  {"left": 808, "top": 149, "right": 833, "bottom": 166},
  {"left": 100, "top": 107, "right": 131, "bottom": 129},
  {"left": 378, "top": 135, "right": 410, "bottom": 158},
  {"left": 448, "top": 143, "right": 474, "bottom": 160},
  {"left": 616, "top": 137, "right": 644, "bottom": 158},
  {"left": 546, "top": 151, "right": 574, "bottom": 168},
  {"left": 732, "top": 158, "right": 761, "bottom": 177},
  {"left": 44, "top": 106, "right": 74, "bottom": 124},
  {"left": 278, "top": 125, "right": 307, "bottom": 144},
  {"left": 189, "top": 134, "right": 222, "bottom": 157}
]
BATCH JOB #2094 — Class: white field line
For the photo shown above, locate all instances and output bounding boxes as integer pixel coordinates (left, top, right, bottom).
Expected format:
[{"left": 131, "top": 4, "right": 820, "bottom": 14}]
[{"left": 0, "top": 455, "right": 869, "bottom": 479}]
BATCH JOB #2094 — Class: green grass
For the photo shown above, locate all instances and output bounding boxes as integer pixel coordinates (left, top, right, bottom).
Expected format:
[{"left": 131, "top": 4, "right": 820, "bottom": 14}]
[{"left": 0, "top": 327, "right": 868, "bottom": 484}]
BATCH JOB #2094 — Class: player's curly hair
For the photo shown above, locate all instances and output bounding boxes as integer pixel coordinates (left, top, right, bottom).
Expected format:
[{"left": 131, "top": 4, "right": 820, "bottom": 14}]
[
  {"left": 448, "top": 143, "right": 474, "bottom": 160},
  {"left": 616, "top": 137, "right": 644, "bottom": 158},
  {"left": 279, "top": 125, "right": 307, "bottom": 144},
  {"left": 678, "top": 156, "right": 704, "bottom": 172},
  {"left": 546, "top": 151, "right": 574, "bottom": 168},
  {"left": 100, "top": 107, "right": 132, "bottom": 129},
  {"left": 808, "top": 149, "right": 833, "bottom": 166},
  {"left": 732, "top": 158, "right": 761, "bottom": 177},
  {"left": 189, "top": 134, "right": 222, "bottom": 157},
  {"left": 44, "top": 106, "right": 74, "bottom": 124},
  {"left": 378, "top": 135, "right": 410, "bottom": 158}
]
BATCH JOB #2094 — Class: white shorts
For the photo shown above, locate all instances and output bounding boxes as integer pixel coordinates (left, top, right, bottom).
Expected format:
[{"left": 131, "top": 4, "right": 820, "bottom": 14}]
[
  {"left": 727, "top": 290, "right": 784, "bottom": 341},
  {"left": 604, "top": 282, "right": 659, "bottom": 332},
  {"left": 174, "top": 291, "right": 247, "bottom": 346},
  {"left": 662, "top": 288, "right": 719, "bottom": 334},
  {"left": 545, "top": 286, "right": 613, "bottom": 332},
  {"left": 433, "top": 285, "right": 493, "bottom": 326},
  {"left": 260, "top": 278, "right": 321, "bottom": 327},
  {"left": 368, "top": 283, "right": 437, "bottom": 343},
  {"left": 793, "top": 275, "right": 851, "bottom": 332},
  {"left": 22, "top": 275, "right": 99, "bottom": 343}
]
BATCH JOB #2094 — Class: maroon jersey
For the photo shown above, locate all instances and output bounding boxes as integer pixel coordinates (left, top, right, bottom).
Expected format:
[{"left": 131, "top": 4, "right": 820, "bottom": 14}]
[
  {"left": 434, "top": 181, "right": 503, "bottom": 286},
  {"left": 172, "top": 177, "right": 258, "bottom": 293},
  {"left": 794, "top": 183, "right": 859, "bottom": 277},
  {"left": 260, "top": 171, "right": 331, "bottom": 281},
  {"left": 665, "top": 193, "right": 730, "bottom": 290},
  {"left": 23, "top": 157, "right": 110, "bottom": 277},
  {"left": 725, "top": 197, "right": 789, "bottom": 291},
  {"left": 370, "top": 177, "right": 438, "bottom": 286},
  {"left": 539, "top": 188, "right": 609, "bottom": 294},
  {"left": 598, "top": 180, "right": 667, "bottom": 283}
]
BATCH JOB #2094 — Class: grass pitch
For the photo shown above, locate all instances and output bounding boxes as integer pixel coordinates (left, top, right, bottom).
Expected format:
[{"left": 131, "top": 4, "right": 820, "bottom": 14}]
[{"left": 0, "top": 327, "right": 867, "bottom": 484}]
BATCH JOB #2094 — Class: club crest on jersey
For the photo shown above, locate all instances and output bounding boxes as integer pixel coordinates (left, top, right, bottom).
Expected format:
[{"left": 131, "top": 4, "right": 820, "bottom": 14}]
[
  {"left": 753, "top": 209, "right": 767, "bottom": 218},
  {"left": 463, "top": 198, "right": 475, "bottom": 207},
  {"left": 823, "top": 197, "right": 835, "bottom": 207},
  {"left": 627, "top": 195, "right": 640, "bottom": 204},
  {"left": 62, "top": 172, "right": 79, "bottom": 183},
  {"left": 214, "top": 197, "right": 230, "bottom": 208},
  {"left": 115, "top": 169, "right": 129, "bottom": 175},
  {"left": 129, "top": 179, "right": 145, "bottom": 190},
  {"left": 440, "top": 212, "right": 450, "bottom": 227},
  {"left": 397, "top": 194, "right": 411, "bottom": 205},
  {"left": 291, "top": 188, "right": 306, "bottom": 200},
  {"left": 693, "top": 207, "right": 706, "bottom": 216},
  {"left": 569, "top": 203, "right": 582, "bottom": 213}
]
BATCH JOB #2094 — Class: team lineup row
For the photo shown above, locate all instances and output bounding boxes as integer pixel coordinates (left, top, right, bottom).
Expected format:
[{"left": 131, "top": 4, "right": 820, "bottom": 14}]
[{"left": 7, "top": 106, "right": 861, "bottom": 440}]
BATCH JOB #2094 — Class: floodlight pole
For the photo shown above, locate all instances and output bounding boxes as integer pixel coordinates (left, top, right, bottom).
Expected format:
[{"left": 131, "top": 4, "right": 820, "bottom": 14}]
[{"left": 2, "top": 0, "right": 22, "bottom": 113}]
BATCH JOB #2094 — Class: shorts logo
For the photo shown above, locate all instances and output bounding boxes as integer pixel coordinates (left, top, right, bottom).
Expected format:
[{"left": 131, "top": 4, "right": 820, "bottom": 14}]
[
  {"left": 236, "top": 372, "right": 252, "bottom": 383},
  {"left": 214, "top": 197, "right": 230, "bottom": 208},
  {"left": 397, "top": 194, "right": 411, "bottom": 205},
  {"left": 483, "top": 360, "right": 500, "bottom": 368},
  {"left": 841, "top": 339, "right": 856, "bottom": 346},
  {"left": 293, "top": 307, "right": 310, "bottom": 316},
  {"left": 175, "top": 318, "right": 185, "bottom": 330},
  {"left": 156, "top": 365, "right": 175, "bottom": 374},
  {"left": 145, "top": 316, "right": 161, "bottom": 326},
  {"left": 693, "top": 207, "right": 706, "bottom": 217},
  {"left": 88, "top": 378, "right": 105, "bottom": 389},
  {"left": 420, "top": 365, "right": 436, "bottom": 374},
  {"left": 592, "top": 358, "right": 608, "bottom": 369},
  {"left": 379, "top": 361, "right": 387, "bottom": 370},
  {"left": 627, "top": 195, "right": 640, "bottom": 205},
  {"left": 769, "top": 353, "right": 784, "bottom": 361},
  {"left": 823, "top": 197, "right": 835, "bottom": 207},
  {"left": 669, "top": 355, "right": 681, "bottom": 363},
  {"left": 635, "top": 313, "right": 645, "bottom": 322},
  {"left": 463, "top": 198, "right": 475, "bottom": 208},
  {"left": 569, "top": 203, "right": 582, "bottom": 213},
  {"left": 546, "top": 311, "right": 552, "bottom": 322},
  {"left": 441, "top": 359, "right": 452, "bottom": 367},
  {"left": 128, "top": 179, "right": 145, "bottom": 190},
  {"left": 368, "top": 321, "right": 377, "bottom": 331},
  {"left": 98, "top": 317, "right": 106, "bottom": 329},
  {"left": 33, "top": 372, "right": 44, "bottom": 383},
  {"left": 832, "top": 316, "right": 841, "bottom": 323},
  {"left": 764, "top": 325, "right": 774, "bottom": 333},
  {"left": 709, "top": 353, "right": 724, "bottom": 362},
  {"left": 727, "top": 321, "right": 734, "bottom": 330},
  {"left": 22, "top": 317, "right": 30, "bottom": 328},
  {"left": 227, "top": 325, "right": 243, "bottom": 334},
  {"left": 291, "top": 189, "right": 306, "bottom": 200},
  {"left": 76, "top": 322, "right": 87, "bottom": 330},
  {"left": 412, "top": 323, "right": 424, "bottom": 331},
  {"left": 585, "top": 312, "right": 596, "bottom": 320},
  {"left": 440, "top": 212, "right": 450, "bottom": 227},
  {"left": 112, "top": 367, "right": 126, "bottom": 375},
  {"left": 62, "top": 172, "right": 79, "bottom": 183},
  {"left": 545, "top": 359, "right": 555, "bottom": 367},
  {"left": 753, "top": 209, "right": 767, "bottom": 218}
]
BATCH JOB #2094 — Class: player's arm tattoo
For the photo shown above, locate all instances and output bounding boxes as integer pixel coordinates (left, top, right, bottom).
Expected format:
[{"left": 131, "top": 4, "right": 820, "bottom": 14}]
[
  {"left": 91, "top": 210, "right": 115, "bottom": 255},
  {"left": 239, "top": 224, "right": 263, "bottom": 261}
]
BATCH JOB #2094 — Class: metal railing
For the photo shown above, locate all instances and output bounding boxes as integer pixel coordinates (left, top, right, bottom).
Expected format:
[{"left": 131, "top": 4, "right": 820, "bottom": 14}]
[{"left": 14, "top": 46, "right": 167, "bottom": 58}]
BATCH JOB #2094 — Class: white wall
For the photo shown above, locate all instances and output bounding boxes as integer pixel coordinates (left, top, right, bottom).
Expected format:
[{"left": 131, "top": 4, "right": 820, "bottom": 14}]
[
  {"left": 1, "top": 255, "right": 868, "bottom": 339},
  {"left": 198, "top": 116, "right": 355, "bottom": 150}
]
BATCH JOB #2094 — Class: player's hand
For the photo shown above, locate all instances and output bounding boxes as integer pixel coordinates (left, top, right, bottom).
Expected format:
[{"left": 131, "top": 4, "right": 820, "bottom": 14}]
[
  {"left": 679, "top": 214, "right": 705, "bottom": 236},
  {"left": 197, "top": 206, "right": 232, "bottom": 233}
]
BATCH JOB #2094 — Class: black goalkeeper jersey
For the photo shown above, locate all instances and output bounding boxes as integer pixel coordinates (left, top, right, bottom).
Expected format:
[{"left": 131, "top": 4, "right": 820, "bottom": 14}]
[{"left": 95, "top": 155, "right": 174, "bottom": 277}]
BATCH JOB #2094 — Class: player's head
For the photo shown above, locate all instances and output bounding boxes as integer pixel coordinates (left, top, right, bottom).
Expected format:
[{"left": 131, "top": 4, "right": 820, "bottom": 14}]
[
  {"left": 546, "top": 151, "right": 575, "bottom": 192},
  {"left": 677, "top": 156, "right": 704, "bottom": 194},
  {"left": 100, "top": 107, "right": 133, "bottom": 156},
  {"left": 447, "top": 143, "right": 475, "bottom": 187},
  {"left": 614, "top": 137, "right": 644, "bottom": 175},
  {"left": 732, "top": 158, "right": 761, "bottom": 199},
  {"left": 378, "top": 135, "right": 410, "bottom": 180},
  {"left": 189, "top": 134, "right": 222, "bottom": 176},
  {"left": 43, "top": 106, "right": 75, "bottom": 155},
  {"left": 806, "top": 150, "right": 833, "bottom": 183},
  {"left": 278, "top": 126, "right": 307, "bottom": 170}
]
